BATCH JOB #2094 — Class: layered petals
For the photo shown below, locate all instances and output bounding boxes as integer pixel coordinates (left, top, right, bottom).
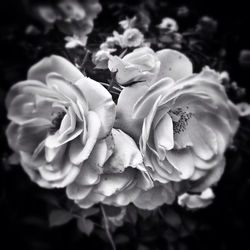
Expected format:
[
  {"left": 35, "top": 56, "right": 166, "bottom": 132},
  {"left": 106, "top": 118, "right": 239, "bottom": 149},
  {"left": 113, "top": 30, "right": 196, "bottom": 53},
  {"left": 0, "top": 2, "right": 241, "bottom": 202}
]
[
  {"left": 66, "top": 129, "right": 153, "bottom": 209},
  {"left": 6, "top": 55, "right": 116, "bottom": 189},
  {"left": 117, "top": 50, "right": 239, "bottom": 198},
  {"left": 108, "top": 47, "right": 161, "bottom": 86}
]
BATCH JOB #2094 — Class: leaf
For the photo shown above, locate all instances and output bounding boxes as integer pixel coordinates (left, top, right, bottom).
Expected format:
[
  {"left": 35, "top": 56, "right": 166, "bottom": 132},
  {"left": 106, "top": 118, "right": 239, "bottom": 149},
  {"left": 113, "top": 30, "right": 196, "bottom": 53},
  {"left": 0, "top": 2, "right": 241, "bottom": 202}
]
[
  {"left": 77, "top": 218, "right": 94, "bottom": 236},
  {"left": 49, "top": 209, "right": 73, "bottom": 227}
]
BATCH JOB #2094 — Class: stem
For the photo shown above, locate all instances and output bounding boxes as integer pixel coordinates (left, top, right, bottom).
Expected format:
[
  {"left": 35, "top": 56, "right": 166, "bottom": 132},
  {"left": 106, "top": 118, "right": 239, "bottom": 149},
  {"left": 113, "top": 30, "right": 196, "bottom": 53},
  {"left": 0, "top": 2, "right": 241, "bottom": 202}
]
[{"left": 100, "top": 205, "right": 116, "bottom": 250}]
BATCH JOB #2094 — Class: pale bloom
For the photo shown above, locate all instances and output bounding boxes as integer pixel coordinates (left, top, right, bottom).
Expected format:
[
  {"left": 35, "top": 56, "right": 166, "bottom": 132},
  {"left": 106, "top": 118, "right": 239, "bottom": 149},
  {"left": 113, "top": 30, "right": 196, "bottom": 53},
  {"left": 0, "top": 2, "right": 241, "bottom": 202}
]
[
  {"left": 66, "top": 129, "right": 153, "bottom": 208},
  {"left": 236, "top": 102, "right": 250, "bottom": 117},
  {"left": 93, "top": 50, "right": 111, "bottom": 69},
  {"left": 157, "top": 17, "right": 179, "bottom": 32},
  {"left": 116, "top": 49, "right": 239, "bottom": 192},
  {"left": 121, "top": 28, "right": 144, "bottom": 48},
  {"left": 6, "top": 55, "right": 115, "bottom": 188},
  {"left": 108, "top": 47, "right": 161, "bottom": 86}
]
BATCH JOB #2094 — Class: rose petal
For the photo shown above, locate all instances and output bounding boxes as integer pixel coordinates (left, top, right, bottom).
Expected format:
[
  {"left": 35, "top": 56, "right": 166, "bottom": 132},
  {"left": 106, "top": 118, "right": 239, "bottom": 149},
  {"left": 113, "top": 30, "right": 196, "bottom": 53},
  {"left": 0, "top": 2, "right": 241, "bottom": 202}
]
[
  {"left": 95, "top": 168, "right": 135, "bottom": 197},
  {"left": 74, "top": 77, "right": 115, "bottom": 138},
  {"left": 166, "top": 149, "right": 195, "bottom": 179},
  {"left": 28, "top": 55, "right": 83, "bottom": 83},
  {"left": 191, "top": 158, "right": 225, "bottom": 192},
  {"left": 74, "top": 164, "right": 100, "bottom": 186},
  {"left": 66, "top": 184, "right": 92, "bottom": 200},
  {"left": 69, "top": 111, "right": 101, "bottom": 165},
  {"left": 76, "top": 192, "right": 105, "bottom": 209},
  {"left": 15, "top": 118, "right": 50, "bottom": 153},
  {"left": 156, "top": 49, "right": 193, "bottom": 82},
  {"left": 154, "top": 113, "right": 174, "bottom": 151},
  {"left": 104, "top": 187, "right": 141, "bottom": 207},
  {"left": 115, "top": 83, "right": 148, "bottom": 140},
  {"left": 133, "top": 78, "right": 175, "bottom": 119}
]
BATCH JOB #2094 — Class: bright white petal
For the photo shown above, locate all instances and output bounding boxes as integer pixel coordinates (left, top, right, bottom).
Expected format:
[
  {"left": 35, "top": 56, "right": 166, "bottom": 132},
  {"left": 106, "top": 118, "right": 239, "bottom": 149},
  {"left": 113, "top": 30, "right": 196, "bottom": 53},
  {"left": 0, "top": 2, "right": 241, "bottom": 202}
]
[
  {"left": 28, "top": 55, "right": 83, "bottom": 83},
  {"left": 156, "top": 49, "right": 193, "bottom": 82}
]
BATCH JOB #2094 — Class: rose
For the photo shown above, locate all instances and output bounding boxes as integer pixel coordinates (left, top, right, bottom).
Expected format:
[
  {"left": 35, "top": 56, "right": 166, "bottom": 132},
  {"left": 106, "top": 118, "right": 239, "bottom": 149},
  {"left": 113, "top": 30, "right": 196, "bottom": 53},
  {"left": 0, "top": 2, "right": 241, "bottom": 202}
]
[
  {"left": 115, "top": 49, "right": 239, "bottom": 192},
  {"left": 157, "top": 17, "right": 179, "bottom": 32},
  {"left": 6, "top": 55, "right": 116, "bottom": 188},
  {"left": 66, "top": 129, "right": 153, "bottom": 208},
  {"left": 93, "top": 50, "right": 111, "bottom": 69},
  {"left": 108, "top": 47, "right": 161, "bottom": 86},
  {"left": 121, "top": 28, "right": 144, "bottom": 48}
]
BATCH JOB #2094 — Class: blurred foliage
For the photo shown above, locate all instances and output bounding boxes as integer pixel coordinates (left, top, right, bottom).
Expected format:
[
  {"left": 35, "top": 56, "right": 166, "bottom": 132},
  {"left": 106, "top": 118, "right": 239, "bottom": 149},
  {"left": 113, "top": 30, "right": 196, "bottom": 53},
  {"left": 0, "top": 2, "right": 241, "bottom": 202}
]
[{"left": 1, "top": 0, "right": 250, "bottom": 250}]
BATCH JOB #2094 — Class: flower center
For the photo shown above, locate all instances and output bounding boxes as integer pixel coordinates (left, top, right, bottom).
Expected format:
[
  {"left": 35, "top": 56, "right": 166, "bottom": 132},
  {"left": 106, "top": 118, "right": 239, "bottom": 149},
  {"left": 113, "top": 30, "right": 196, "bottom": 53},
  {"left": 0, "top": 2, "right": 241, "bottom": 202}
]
[
  {"left": 49, "top": 111, "right": 66, "bottom": 134},
  {"left": 169, "top": 107, "right": 193, "bottom": 134}
]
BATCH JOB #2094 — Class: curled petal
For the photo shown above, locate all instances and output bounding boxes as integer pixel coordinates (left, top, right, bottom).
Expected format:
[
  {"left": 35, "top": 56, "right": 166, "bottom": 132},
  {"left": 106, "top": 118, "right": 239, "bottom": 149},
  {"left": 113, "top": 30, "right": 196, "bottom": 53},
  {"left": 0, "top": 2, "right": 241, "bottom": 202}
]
[
  {"left": 28, "top": 55, "right": 83, "bottom": 83},
  {"left": 66, "top": 184, "right": 92, "bottom": 200},
  {"left": 133, "top": 78, "right": 174, "bottom": 119},
  {"left": 191, "top": 158, "right": 225, "bottom": 192},
  {"left": 154, "top": 113, "right": 174, "bottom": 151},
  {"left": 115, "top": 83, "right": 147, "bottom": 139},
  {"left": 69, "top": 111, "right": 101, "bottom": 165},
  {"left": 178, "top": 188, "right": 215, "bottom": 209},
  {"left": 74, "top": 77, "right": 116, "bottom": 138}
]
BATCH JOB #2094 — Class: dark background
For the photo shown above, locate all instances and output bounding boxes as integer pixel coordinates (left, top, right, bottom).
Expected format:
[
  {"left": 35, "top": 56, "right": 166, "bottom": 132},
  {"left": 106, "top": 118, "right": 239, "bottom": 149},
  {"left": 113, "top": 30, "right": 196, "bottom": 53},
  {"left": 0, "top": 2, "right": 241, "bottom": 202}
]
[{"left": 1, "top": 0, "right": 250, "bottom": 250}]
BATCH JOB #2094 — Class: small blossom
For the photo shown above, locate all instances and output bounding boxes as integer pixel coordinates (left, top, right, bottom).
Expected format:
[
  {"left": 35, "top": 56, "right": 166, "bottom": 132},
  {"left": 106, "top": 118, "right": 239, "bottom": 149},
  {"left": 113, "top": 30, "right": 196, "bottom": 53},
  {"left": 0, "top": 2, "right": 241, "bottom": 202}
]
[
  {"left": 157, "top": 17, "right": 179, "bottom": 32},
  {"left": 108, "top": 47, "right": 161, "bottom": 86},
  {"left": 93, "top": 50, "right": 111, "bottom": 69},
  {"left": 236, "top": 102, "right": 250, "bottom": 117},
  {"left": 122, "top": 28, "right": 144, "bottom": 48}
]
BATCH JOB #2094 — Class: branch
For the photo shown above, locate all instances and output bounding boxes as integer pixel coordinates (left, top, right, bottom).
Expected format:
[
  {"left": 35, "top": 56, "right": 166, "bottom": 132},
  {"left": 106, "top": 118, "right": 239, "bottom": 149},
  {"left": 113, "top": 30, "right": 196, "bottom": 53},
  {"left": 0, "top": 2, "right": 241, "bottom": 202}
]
[{"left": 100, "top": 205, "right": 117, "bottom": 250}]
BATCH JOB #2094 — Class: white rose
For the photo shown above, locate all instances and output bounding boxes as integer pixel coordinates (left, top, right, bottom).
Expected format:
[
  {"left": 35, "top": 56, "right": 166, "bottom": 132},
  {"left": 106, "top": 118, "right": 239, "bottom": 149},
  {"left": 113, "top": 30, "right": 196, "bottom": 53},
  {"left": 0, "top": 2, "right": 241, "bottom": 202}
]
[
  {"left": 6, "top": 55, "right": 116, "bottom": 188},
  {"left": 115, "top": 49, "right": 239, "bottom": 192}
]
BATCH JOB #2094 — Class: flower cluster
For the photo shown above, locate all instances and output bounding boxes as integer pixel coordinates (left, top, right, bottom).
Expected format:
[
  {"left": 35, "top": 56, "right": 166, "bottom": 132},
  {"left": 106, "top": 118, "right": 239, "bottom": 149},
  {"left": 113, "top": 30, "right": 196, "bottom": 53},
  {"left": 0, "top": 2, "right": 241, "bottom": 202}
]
[
  {"left": 6, "top": 2, "right": 241, "bottom": 216},
  {"left": 93, "top": 17, "right": 148, "bottom": 69},
  {"left": 6, "top": 47, "right": 239, "bottom": 211},
  {"left": 25, "top": 0, "right": 102, "bottom": 46}
]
